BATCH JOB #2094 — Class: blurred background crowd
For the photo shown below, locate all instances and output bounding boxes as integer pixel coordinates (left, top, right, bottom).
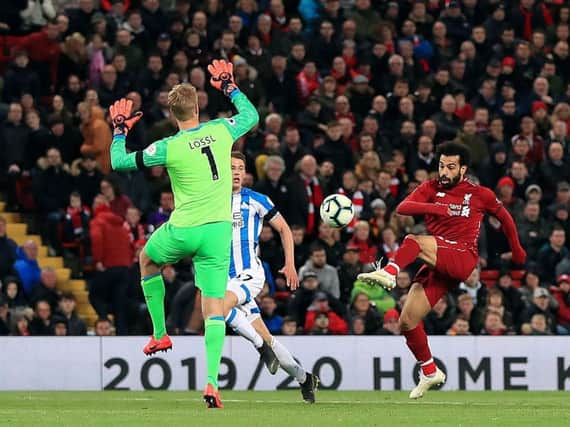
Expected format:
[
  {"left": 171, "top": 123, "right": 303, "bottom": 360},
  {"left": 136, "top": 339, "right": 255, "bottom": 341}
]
[{"left": 0, "top": 0, "right": 570, "bottom": 338}]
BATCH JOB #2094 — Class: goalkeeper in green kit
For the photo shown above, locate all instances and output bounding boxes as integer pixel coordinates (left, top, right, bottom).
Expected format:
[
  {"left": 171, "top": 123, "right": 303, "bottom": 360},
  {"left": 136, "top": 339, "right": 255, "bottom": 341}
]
[{"left": 108, "top": 60, "right": 258, "bottom": 408}]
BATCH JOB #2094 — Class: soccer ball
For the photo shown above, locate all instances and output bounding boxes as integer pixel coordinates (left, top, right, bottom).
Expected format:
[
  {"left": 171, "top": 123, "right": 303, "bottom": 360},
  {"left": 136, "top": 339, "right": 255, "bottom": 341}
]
[{"left": 320, "top": 194, "right": 355, "bottom": 228}]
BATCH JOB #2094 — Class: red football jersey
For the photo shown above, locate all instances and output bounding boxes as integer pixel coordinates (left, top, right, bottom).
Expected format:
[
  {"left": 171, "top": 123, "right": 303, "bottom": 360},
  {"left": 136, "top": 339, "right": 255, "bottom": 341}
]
[{"left": 405, "top": 179, "right": 502, "bottom": 251}]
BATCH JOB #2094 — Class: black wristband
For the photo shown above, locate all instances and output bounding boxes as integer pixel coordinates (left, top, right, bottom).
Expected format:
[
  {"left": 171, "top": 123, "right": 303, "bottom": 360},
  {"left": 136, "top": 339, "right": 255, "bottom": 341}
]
[{"left": 135, "top": 151, "right": 145, "bottom": 170}]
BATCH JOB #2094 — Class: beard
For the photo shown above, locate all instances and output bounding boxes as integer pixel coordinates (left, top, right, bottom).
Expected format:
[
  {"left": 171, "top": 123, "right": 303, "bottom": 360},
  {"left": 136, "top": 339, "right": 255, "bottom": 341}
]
[{"left": 438, "top": 173, "right": 462, "bottom": 189}]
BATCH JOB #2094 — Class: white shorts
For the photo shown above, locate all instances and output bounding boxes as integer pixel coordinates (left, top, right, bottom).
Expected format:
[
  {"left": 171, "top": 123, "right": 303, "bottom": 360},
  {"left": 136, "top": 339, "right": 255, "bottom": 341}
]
[
  {"left": 236, "top": 300, "right": 262, "bottom": 322},
  {"left": 227, "top": 269, "right": 265, "bottom": 320}
]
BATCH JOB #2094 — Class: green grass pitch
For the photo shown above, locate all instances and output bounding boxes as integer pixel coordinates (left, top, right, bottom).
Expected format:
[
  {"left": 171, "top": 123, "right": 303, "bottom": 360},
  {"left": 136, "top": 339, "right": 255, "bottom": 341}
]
[{"left": 1, "top": 390, "right": 569, "bottom": 427}]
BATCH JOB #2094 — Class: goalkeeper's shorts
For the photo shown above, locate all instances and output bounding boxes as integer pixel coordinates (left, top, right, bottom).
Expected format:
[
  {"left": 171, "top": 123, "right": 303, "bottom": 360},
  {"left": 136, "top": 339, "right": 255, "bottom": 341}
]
[{"left": 145, "top": 221, "right": 232, "bottom": 298}]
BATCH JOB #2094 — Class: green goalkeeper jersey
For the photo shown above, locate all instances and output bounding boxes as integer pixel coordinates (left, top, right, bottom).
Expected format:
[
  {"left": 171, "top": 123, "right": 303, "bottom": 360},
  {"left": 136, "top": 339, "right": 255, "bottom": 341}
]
[{"left": 110, "top": 91, "right": 259, "bottom": 227}]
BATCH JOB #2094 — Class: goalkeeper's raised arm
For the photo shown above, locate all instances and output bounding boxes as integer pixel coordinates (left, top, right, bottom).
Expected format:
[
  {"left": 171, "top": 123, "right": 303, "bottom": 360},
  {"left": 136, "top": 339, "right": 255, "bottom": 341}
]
[{"left": 109, "top": 59, "right": 258, "bottom": 172}]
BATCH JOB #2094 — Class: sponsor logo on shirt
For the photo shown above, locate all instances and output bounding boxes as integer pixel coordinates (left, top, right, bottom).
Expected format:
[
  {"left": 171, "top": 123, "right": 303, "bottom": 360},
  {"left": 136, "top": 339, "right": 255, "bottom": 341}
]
[{"left": 232, "top": 211, "right": 244, "bottom": 228}]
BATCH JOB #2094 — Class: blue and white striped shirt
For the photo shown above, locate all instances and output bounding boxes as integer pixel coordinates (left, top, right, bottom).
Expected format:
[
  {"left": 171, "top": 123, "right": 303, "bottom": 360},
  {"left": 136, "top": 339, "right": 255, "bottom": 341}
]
[{"left": 229, "top": 188, "right": 278, "bottom": 278}]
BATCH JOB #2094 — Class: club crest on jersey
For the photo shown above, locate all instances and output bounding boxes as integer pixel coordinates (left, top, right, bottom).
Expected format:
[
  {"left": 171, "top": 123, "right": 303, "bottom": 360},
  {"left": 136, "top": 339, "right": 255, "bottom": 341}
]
[
  {"left": 144, "top": 143, "right": 157, "bottom": 156},
  {"left": 436, "top": 192, "right": 446, "bottom": 197},
  {"left": 461, "top": 193, "right": 472, "bottom": 217}
]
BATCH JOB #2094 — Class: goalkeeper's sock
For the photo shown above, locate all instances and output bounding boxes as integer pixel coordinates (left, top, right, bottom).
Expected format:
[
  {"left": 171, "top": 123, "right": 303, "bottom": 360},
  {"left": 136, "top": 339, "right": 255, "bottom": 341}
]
[
  {"left": 205, "top": 316, "right": 226, "bottom": 389},
  {"left": 225, "top": 308, "right": 263, "bottom": 348},
  {"left": 141, "top": 273, "right": 166, "bottom": 340},
  {"left": 386, "top": 236, "right": 421, "bottom": 275},
  {"left": 272, "top": 338, "right": 307, "bottom": 384}
]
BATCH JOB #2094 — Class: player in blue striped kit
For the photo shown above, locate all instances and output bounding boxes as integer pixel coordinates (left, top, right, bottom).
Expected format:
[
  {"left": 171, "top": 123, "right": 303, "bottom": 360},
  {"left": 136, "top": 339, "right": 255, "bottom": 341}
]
[{"left": 223, "top": 151, "right": 319, "bottom": 403}]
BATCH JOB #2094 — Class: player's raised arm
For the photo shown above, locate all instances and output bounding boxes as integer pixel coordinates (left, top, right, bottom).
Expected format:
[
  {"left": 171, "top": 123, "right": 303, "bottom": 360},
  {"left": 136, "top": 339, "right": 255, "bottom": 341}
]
[
  {"left": 396, "top": 181, "right": 449, "bottom": 217},
  {"left": 208, "top": 59, "right": 259, "bottom": 140},
  {"left": 481, "top": 187, "right": 527, "bottom": 265},
  {"left": 109, "top": 98, "right": 166, "bottom": 171}
]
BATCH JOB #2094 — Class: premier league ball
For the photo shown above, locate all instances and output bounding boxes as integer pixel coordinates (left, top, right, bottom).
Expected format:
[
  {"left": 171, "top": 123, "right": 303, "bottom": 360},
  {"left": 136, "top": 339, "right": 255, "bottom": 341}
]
[{"left": 320, "top": 194, "right": 355, "bottom": 228}]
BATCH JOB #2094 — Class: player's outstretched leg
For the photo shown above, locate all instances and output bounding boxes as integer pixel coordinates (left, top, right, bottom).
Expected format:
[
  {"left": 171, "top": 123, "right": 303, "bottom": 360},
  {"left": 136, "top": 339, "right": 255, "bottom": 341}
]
[
  {"left": 226, "top": 307, "right": 279, "bottom": 374},
  {"left": 358, "top": 235, "right": 436, "bottom": 290},
  {"left": 140, "top": 250, "right": 172, "bottom": 355},
  {"left": 270, "top": 336, "right": 319, "bottom": 403},
  {"left": 400, "top": 283, "right": 446, "bottom": 399},
  {"left": 248, "top": 316, "right": 319, "bottom": 403}
]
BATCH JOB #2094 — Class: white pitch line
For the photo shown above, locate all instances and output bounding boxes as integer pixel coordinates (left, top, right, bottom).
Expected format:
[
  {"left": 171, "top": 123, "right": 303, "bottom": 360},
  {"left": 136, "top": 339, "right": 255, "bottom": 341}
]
[
  {"left": 10, "top": 396, "right": 536, "bottom": 408},
  {"left": 116, "top": 397, "right": 153, "bottom": 401},
  {"left": 171, "top": 398, "right": 501, "bottom": 407}
]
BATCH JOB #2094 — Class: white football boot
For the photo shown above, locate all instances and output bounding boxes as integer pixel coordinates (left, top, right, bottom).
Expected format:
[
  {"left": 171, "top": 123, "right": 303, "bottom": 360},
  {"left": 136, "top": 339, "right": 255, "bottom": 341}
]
[
  {"left": 357, "top": 268, "right": 397, "bottom": 290},
  {"left": 409, "top": 367, "right": 446, "bottom": 399}
]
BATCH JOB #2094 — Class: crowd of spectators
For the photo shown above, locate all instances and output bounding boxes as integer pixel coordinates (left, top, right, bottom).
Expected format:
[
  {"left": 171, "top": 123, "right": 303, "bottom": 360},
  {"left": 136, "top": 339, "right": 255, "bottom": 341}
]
[{"left": 1, "top": 0, "right": 570, "bottom": 337}]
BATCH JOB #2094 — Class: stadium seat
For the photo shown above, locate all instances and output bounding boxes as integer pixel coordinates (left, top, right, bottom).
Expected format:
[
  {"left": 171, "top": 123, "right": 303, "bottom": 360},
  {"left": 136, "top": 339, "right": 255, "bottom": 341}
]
[
  {"left": 83, "top": 315, "right": 98, "bottom": 328},
  {"left": 55, "top": 268, "right": 71, "bottom": 283},
  {"left": 39, "top": 257, "right": 64, "bottom": 269},
  {"left": 73, "top": 290, "right": 89, "bottom": 305},
  {"left": 78, "top": 305, "right": 98, "bottom": 321},
  {"left": 58, "top": 279, "right": 85, "bottom": 293},
  {"left": 8, "top": 231, "right": 28, "bottom": 244},
  {"left": 11, "top": 234, "right": 42, "bottom": 247},
  {"left": 6, "top": 223, "right": 27, "bottom": 235},
  {"left": 0, "top": 201, "right": 5, "bottom": 212},
  {"left": 510, "top": 270, "right": 526, "bottom": 280},
  {"left": 480, "top": 269, "right": 499, "bottom": 288},
  {"left": 480, "top": 270, "right": 499, "bottom": 280},
  {"left": 1, "top": 212, "right": 20, "bottom": 223}
]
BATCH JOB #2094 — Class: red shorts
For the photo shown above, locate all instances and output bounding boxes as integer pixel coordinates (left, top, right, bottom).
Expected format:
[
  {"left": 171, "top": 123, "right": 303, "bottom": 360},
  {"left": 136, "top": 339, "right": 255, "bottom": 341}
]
[{"left": 413, "top": 236, "right": 478, "bottom": 307}]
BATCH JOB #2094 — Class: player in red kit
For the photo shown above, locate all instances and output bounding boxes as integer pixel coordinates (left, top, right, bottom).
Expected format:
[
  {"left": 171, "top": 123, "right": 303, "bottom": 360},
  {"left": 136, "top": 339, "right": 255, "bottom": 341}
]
[{"left": 358, "top": 142, "right": 526, "bottom": 398}]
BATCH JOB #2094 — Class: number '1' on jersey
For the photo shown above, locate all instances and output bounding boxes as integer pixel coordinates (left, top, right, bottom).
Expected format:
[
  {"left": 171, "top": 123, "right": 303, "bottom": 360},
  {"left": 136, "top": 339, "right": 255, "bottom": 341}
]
[{"left": 110, "top": 91, "right": 259, "bottom": 228}]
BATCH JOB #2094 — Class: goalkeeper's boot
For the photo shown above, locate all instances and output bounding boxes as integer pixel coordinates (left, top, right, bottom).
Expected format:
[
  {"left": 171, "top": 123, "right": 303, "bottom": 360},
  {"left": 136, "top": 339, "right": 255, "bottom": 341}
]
[
  {"left": 357, "top": 267, "right": 396, "bottom": 291},
  {"left": 143, "top": 334, "right": 172, "bottom": 355},
  {"left": 409, "top": 367, "right": 446, "bottom": 399},
  {"left": 203, "top": 384, "right": 224, "bottom": 409},
  {"left": 257, "top": 341, "right": 279, "bottom": 374},
  {"left": 300, "top": 373, "right": 320, "bottom": 404}
]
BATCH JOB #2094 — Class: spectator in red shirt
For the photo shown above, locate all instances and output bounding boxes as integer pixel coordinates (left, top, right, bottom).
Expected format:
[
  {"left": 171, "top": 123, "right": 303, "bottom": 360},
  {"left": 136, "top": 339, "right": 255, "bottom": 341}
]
[
  {"left": 512, "top": 116, "right": 545, "bottom": 167},
  {"left": 304, "top": 291, "right": 348, "bottom": 335},
  {"left": 296, "top": 61, "right": 320, "bottom": 107},
  {"left": 550, "top": 274, "right": 570, "bottom": 335},
  {"left": 99, "top": 176, "right": 132, "bottom": 219},
  {"left": 13, "top": 20, "right": 61, "bottom": 94},
  {"left": 89, "top": 195, "right": 133, "bottom": 335},
  {"left": 347, "top": 220, "right": 378, "bottom": 264},
  {"left": 123, "top": 206, "right": 149, "bottom": 262}
]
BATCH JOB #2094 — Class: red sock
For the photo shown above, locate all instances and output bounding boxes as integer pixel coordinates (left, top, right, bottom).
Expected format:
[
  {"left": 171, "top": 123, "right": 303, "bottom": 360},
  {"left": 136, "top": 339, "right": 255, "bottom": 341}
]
[
  {"left": 402, "top": 323, "right": 435, "bottom": 375},
  {"left": 384, "top": 237, "right": 420, "bottom": 275}
]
